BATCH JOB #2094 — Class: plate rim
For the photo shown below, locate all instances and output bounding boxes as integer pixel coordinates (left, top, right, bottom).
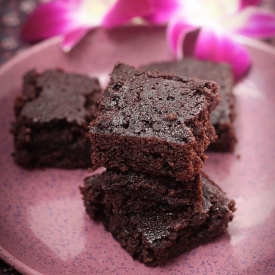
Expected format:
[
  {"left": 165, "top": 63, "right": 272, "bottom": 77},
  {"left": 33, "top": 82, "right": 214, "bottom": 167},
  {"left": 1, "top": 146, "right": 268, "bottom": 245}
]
[
  {"left": 1, "top": 32, "right": 275, "bottom": 77},
  {"left": 1, "top": 30, "right": 275, "bottom": 275},
  {"left": 0, "top": 36, "right": 60, "bottom": 76},
  {"left": 0, "top": 248, "right": 42, "bottom": 275}
]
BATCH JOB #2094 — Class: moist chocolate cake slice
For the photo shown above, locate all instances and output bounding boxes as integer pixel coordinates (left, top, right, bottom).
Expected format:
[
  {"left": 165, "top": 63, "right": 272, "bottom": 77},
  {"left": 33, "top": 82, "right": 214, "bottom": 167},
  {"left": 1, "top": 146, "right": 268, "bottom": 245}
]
[
  {"left": 11, "top": 69, "right": 102, "bottom": 169},
  {"left": 143, "top": 58, "right": 236, "bottom": 152},
  {"left": 89, "top": 62, "right": 220, "bottom": 181},
  {"left": 80, "top": 172, "right": 236, "bottom": 267},
  {"left": 80, "top": 169, "right": 203, "bottom": 215}
]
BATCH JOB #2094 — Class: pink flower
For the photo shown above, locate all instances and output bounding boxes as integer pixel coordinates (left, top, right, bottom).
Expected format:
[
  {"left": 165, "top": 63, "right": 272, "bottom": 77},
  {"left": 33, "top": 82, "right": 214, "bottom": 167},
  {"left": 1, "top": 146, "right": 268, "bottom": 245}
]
[
  {"left": 146, "top": 0, "right": 275, "bottom": 79},
  {"left": 22, "top": 0, "right": 152, "bottom": 52}
]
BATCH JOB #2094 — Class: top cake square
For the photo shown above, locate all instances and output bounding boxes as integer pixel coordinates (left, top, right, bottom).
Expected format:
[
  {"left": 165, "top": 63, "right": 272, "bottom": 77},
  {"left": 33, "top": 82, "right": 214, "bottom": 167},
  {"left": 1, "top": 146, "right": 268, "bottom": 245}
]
[{"left": 89, "top": 62, "right": 220, "bottom": 181}]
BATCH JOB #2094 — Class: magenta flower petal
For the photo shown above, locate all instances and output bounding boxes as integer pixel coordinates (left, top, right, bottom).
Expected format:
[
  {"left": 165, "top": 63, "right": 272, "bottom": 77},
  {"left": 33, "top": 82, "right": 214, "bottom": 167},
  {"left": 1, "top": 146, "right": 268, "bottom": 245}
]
[
  {"left": 56, "top": 0, "right": 82, "bottom": 5},
  {"left": 167, "top": 17, "right": 199, "bottom": 58},
  {"left": 194, "top": 28, "right": 250, "bottom": 79},
  {"left": 62, "top": 27, "right": 90, "bottom": 52},
  {"left": 144, "top": 0, "right": 181, "bottom": 24},
  {"left": 21, "top": 1, "right": 79, "bottom": 42},
  {"left": 103, "top": 0, "right": 152, "bottom": 28},
  {"left": 234, "top": 8, "right": 275, "bottom": 37},
  {"left": 239, "top": 0, "right": 262, "bottom": 10}
]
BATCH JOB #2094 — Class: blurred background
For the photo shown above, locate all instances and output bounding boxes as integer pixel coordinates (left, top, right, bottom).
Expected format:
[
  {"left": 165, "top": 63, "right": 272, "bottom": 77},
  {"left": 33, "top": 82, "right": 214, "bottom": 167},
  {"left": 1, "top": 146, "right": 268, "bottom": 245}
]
[
  {"left": 1, "top": 0, "right": 275, "bottom": 66},
  {"left": 0, "top": 0, "right": 47, "bottom": 65}
]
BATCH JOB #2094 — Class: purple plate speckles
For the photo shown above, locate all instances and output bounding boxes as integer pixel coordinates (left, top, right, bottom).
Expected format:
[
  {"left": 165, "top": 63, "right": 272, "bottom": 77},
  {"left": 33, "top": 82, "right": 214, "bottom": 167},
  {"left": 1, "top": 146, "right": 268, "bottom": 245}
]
[{"left": 0, "top": 26, "right": 275, "bottom": 275}]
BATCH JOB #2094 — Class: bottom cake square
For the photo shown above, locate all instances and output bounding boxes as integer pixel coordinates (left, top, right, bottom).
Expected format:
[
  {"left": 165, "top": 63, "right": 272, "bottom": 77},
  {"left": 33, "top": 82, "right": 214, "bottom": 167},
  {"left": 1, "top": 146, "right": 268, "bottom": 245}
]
[
  {"left": 80, "top": 172, "right": 236, "bottom": 267},
  {"left": 80, "top": 169, "right": 203, "bottom": 215}
]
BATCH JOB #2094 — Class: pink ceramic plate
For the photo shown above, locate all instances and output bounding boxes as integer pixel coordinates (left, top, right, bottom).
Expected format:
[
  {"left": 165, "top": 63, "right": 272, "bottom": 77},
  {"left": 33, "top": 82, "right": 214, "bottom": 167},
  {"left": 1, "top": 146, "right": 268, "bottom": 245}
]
[{"left": 0, "top": 26, "right": 275, "bottom": 275}]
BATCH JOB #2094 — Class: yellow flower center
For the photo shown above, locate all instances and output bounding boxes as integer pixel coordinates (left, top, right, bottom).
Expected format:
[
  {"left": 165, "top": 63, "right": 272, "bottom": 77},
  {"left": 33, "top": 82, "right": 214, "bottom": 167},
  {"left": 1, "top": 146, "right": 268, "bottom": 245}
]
[
  {"left": 78, "top": 0, "right": 116, "bottom": 26},
  {"left": 181, "top": 0, "right": 239, "bottom": 31}
]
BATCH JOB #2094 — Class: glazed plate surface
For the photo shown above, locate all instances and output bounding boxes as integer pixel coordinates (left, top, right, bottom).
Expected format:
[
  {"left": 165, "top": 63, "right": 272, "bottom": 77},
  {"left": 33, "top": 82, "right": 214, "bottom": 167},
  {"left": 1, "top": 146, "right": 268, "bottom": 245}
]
[{"left": 0, "top": 26, "right": 275, "bottom": 275}]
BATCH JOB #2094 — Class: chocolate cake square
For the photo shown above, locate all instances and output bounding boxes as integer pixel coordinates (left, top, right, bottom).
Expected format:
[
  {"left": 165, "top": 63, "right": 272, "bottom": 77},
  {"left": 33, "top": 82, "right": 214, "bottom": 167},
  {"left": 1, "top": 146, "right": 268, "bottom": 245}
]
[
  {"left": 80, "top": 172, "right": 236, "bottom": 267},
  {"left": 80, "top": 169, "right": 203, "bottom": 215},
  {"left": 11, "top": 69, "right": 102, "bottom": 169},
  {"left": 143, "top": 58, "right": 237, "bottom": 152},
  {"left": 89, "top": 62, "right": 220, "bottom": 181}
]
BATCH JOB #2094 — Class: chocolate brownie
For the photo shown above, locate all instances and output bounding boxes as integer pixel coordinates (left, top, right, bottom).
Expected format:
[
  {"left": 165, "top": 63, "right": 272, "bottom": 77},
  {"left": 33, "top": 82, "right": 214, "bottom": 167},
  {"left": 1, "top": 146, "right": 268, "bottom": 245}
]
[
  {"left": 89, "top": 62, "right": 220, "bottom": 181},
  {"left": 80, "top": 172, "right": 236, "bottom": 267},
  {"left": 143, "top": 58, "right": 237, "bottom": 152},
  {"left": 11, "top": 69, "right": 102, "bottom": 169},
  {"left": 80, "top": 169, "right": 203, "bottom": 215}
]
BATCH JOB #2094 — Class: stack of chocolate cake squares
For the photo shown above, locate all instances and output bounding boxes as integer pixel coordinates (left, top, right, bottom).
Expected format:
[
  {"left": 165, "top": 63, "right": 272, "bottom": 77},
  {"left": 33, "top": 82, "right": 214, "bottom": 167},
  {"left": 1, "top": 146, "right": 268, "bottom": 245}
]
[{"left": 80, "top": 62, "right": 236, "bottom": 267}]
